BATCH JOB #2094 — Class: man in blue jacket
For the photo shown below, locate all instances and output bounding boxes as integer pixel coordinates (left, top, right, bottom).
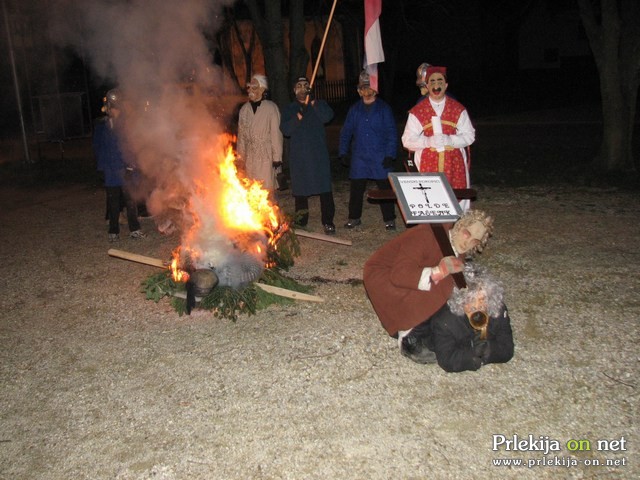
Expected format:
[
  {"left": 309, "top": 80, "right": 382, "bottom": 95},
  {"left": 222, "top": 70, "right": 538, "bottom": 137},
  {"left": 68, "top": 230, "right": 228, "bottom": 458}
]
[
  {"left": 93, "top": 89, "right": 145, "bottom": 242},
  {"left": 339, "top": 70, "right": 398, "bottom": 231}
]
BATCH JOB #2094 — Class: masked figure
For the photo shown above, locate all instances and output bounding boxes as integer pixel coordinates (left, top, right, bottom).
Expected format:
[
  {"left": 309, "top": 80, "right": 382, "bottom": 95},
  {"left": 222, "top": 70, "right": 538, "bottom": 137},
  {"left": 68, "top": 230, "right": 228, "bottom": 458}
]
[
  {"left": 280, "top": 76, "right": 336, "bottom": 235},
  {"left": 339, "top": 70, "right": 398, "bottom": 231},
  {"left": 94, "top": 88, "right": 146, "bottom": 242},
  {"left": 237, "top": 74, "right": 283, "bottom": 193},
  {"left": 402, "top": 65, "right": 475, "bottom": 210}
]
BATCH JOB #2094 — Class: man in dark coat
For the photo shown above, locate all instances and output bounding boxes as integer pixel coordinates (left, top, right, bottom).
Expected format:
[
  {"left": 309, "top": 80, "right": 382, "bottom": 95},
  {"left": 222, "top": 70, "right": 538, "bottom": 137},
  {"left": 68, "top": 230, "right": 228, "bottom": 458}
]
[
  {"left": 339, "top": 70, "right": 398, "bottom": 231},
  {"left": 280, "top": 77, "right": 336, "bottom": 235}
]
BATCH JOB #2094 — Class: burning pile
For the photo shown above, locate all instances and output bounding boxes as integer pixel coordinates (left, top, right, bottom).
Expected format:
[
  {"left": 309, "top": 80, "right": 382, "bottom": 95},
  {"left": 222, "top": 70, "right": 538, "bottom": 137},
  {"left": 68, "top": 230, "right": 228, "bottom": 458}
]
[{"left": 143, "top": 134, "right": 304, "bottom": 318}]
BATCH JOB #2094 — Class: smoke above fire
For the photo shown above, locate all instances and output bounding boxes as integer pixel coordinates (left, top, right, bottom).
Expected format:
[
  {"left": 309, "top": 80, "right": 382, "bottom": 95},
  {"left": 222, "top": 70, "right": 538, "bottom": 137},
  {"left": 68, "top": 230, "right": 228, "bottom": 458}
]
[{"left": 46, "top": 0, "right": 274, "bottom": 270}]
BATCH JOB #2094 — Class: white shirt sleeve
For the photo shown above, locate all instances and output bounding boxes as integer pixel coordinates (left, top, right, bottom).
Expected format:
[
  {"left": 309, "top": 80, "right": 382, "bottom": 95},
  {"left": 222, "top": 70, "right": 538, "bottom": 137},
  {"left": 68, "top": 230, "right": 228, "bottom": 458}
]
[
  {"left": 402, "top": 113, "right": 428, "bottom": 170},
  {"left": 449, "top": 109, "right": 475, "bottom": 148},
  {"left": 418, "top": 267, "right": 435, "bottom": 291},
  {"left": 402, "top": 113, "right": 430, "bottom": 151}
]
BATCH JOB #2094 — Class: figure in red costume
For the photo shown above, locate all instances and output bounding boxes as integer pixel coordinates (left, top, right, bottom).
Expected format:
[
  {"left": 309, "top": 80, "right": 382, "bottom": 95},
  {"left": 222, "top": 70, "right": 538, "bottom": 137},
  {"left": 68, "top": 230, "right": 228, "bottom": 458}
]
[{"left": 401, "top": 65, "right": 475, "bottom": 210}]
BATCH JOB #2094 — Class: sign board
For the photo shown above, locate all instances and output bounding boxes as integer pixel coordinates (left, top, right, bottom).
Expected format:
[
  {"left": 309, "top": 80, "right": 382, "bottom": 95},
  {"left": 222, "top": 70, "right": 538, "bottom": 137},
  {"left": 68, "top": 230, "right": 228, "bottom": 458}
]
[{"left": 388, "top": 172, "right": 462, "bottom": 224}]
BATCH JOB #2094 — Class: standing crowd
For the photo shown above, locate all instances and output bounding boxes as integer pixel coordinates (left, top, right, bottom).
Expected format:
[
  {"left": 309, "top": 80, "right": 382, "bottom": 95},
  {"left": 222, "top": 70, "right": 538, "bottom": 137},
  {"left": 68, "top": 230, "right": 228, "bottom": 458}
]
[
  {"left": 234, "top": 64, "right": 477, "bottom": 233},
  {"left": 95, "top": 64, "right": 476, "bottom": 239}
]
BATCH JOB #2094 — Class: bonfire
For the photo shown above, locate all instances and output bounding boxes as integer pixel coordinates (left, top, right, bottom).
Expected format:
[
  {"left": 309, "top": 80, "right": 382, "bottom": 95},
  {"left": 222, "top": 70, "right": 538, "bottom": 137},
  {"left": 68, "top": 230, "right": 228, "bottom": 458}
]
[{"left": 138, "top": 134, "right": 306, "bottom": 319}]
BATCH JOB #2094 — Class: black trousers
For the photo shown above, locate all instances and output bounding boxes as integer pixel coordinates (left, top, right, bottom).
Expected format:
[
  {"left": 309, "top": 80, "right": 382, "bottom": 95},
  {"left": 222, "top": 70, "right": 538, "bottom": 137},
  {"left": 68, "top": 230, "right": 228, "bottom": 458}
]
[
  {"left": 348, "top": 178, "right": 395, "bottom": 222},
  {"left": 294, "top": 192, "right": 335, "bottom": 226},
  {"left": 106, "top": 186, "right": 140, "bottom": 234}
]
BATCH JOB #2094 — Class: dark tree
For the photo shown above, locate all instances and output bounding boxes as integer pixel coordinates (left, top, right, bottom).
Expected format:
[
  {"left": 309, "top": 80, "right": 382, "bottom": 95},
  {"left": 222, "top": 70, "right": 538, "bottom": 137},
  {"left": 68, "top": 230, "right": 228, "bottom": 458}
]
[
  {"left": 288, "top": 0, "right": 309, "bottom": 88},
  {"left": 578, "top": 0, "right": 640, "bottom": 172},
  {"left": 244, "top": 0, "right": 306, "bottom": 109}
]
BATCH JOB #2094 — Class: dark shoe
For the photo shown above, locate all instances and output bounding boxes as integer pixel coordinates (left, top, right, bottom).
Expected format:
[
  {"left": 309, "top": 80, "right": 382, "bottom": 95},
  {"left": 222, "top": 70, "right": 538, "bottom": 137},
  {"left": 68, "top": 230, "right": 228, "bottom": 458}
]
[
  {"left": 323, "top": 224, "right": 336, "bottom": 235},
  {"left": 384, "top": 220, "right": 396, "bottom": 231},
  {"left": 400, "top": 334, "right": 437, "bottom": 364},
  {"left": 344, "top": 218, "right": 361, "bottom": 229},
  {"left": 294, "top": 210, "right": 309, "bottom": 228}
]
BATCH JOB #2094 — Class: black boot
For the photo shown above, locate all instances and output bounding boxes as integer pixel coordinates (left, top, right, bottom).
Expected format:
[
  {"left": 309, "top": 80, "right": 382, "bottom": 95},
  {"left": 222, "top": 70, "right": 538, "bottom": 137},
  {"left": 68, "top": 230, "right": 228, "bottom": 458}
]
[{"left": 400, "top": 333, "right": 437, "bottom": 364}]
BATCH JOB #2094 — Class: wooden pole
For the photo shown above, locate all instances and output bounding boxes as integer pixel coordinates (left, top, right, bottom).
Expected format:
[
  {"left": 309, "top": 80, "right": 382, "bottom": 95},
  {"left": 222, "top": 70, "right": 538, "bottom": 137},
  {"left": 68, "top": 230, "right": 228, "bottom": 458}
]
[
  {"left": 108, "top": 249, "right": 167, "bottom": 268},
  {"left": 308, "top": 0, "right": 339, "bottom": 89},
  {"left": 252, "top": 283, "right": 324, "bottom": 303},
  {"left": 293, "top": 229, "right": 352, "bottom": 246},
  {"left": 169, "top": 283, "right": 323, "bottom": 303},
  {"left": 2, "top": 0, "right": 31, "bottom": 164},
  {"left": 107, "top": 248, "right": 324, "bottom": 302}
]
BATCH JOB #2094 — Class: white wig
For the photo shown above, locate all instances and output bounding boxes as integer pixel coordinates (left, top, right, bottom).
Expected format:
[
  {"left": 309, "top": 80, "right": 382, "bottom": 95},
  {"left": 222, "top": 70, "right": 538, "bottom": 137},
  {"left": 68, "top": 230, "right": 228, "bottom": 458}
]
[
  {"left": 447, "top": 263, "right": 505, "bottom": 318},
  {"left": 252, "top": 74, "right": 269, "bottom": 90}
]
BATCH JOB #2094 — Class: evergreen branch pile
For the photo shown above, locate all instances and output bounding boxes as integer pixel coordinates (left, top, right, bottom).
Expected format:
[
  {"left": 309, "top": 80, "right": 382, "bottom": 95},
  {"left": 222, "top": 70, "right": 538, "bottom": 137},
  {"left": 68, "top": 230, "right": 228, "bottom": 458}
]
[{"left": 142, "top": 227, "right": 307, "bottom": 320}]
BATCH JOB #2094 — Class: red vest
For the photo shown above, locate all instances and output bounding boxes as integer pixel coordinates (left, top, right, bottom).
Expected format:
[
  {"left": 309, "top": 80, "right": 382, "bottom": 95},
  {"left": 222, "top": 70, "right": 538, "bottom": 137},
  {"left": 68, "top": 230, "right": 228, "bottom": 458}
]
[{"left": 409, "top": 97, "right": 468, "bottom": 188}]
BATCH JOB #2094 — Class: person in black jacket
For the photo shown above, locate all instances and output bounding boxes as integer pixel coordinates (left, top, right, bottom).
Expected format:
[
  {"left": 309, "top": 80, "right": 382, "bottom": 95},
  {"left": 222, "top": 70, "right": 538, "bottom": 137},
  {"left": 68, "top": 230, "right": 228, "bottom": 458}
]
[{"left": 401, "top": 263, "right": 514, "bottom": 372}]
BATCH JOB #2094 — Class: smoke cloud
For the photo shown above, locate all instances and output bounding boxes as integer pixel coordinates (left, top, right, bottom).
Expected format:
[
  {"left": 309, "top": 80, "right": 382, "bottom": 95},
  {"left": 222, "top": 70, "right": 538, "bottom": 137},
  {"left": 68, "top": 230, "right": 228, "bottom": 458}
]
[{"left": 47, "top": 0, "right": 263, "bottom": 269}]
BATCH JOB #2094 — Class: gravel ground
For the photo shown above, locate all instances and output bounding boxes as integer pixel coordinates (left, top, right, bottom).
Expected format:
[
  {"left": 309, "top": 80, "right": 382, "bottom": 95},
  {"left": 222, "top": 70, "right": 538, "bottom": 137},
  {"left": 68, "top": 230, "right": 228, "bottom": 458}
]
[{"left": 0, "top": 173, "right": 638, "bottom": 479}]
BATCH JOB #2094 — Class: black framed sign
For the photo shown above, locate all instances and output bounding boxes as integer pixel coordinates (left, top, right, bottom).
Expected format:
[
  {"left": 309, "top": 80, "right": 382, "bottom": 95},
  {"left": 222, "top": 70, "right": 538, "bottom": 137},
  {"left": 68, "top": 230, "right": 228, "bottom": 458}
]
[{"left": 388, "top": 172, "right": 462, "bottom": 224}]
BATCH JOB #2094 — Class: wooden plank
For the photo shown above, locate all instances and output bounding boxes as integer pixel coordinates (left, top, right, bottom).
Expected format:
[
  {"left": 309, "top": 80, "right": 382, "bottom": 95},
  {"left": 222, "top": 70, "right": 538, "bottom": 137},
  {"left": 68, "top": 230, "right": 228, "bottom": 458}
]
[
  {"left": 293, "top": 229, "right": 352, "bottom": 246},
  {"left": 108, "top": 248, "right": 168, "bottom": 268},
  {"left": 168, "top": 283, "right": 324, "bottom": 303},
  {"left": 254, "top": 283, "right": 324, "bottom": 302}
]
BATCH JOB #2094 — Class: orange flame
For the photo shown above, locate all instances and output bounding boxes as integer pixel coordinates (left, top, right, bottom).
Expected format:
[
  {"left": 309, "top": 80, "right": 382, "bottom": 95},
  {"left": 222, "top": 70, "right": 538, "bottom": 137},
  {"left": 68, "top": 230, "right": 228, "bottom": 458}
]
[
  {"left": 171, "top": 249, "right": 189, "bottom": 282},
  {"left": 172, "top": 134, "right": 287, "bottom": 280},
  {"left": 218, "top": 142, "right": 280, "bottom": 234}
]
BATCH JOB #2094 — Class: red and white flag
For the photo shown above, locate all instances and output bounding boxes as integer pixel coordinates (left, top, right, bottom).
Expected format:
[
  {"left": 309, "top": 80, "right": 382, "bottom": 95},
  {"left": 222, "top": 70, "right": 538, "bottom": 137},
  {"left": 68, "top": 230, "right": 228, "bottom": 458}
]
[{"left": 364, "top": 0, "right": 385, "bottom": 92}]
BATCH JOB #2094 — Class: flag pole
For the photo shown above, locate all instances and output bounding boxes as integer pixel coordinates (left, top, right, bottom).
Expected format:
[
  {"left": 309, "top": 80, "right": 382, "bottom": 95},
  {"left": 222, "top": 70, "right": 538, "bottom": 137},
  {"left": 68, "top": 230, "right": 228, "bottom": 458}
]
[{"left": 308, "top": 0, "right": 338, "bottom": 89}]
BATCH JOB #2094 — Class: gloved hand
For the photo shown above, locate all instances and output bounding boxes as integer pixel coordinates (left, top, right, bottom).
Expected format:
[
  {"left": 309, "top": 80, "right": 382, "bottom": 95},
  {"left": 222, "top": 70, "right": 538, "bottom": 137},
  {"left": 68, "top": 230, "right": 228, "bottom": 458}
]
[
  {"left": 473, "top": 337, "right": 490, "bottom": 364},
  {"left": 306, "top": 88, "right": 315, "bottom": 101},
  {"left": 433, "top": 134, "right": 452, "bottom": 149},
  {"left": 430, "top": 256, "right": 464, "bottom": 283},
  {"left": 383, "top": 156, "right": 394, "bottom": 169},
  {"left": 297, "top": 103, "right": 307, "bottom": 117},
  {"left": 340, "top": 155, "right": 350, "bottom": 168}
]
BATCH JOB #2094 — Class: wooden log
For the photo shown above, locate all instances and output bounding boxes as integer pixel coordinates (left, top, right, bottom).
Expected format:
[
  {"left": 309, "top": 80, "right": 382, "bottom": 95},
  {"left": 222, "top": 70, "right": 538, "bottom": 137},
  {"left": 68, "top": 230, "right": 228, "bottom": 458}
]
[
  {"left": 293, "top": 229, "right": 352, "bottom": 246},
  {"left": 254, "top": 283, "right": 324, "bottom": 302},
  {"left": 167, "top": 283, "right": 323, "bottom": 303},
  {"left": 108, "top": 248, "right": 324, "bottom": 302},
  {"left": 108, "top": 248, "right": 168, "bottom": 268}
]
